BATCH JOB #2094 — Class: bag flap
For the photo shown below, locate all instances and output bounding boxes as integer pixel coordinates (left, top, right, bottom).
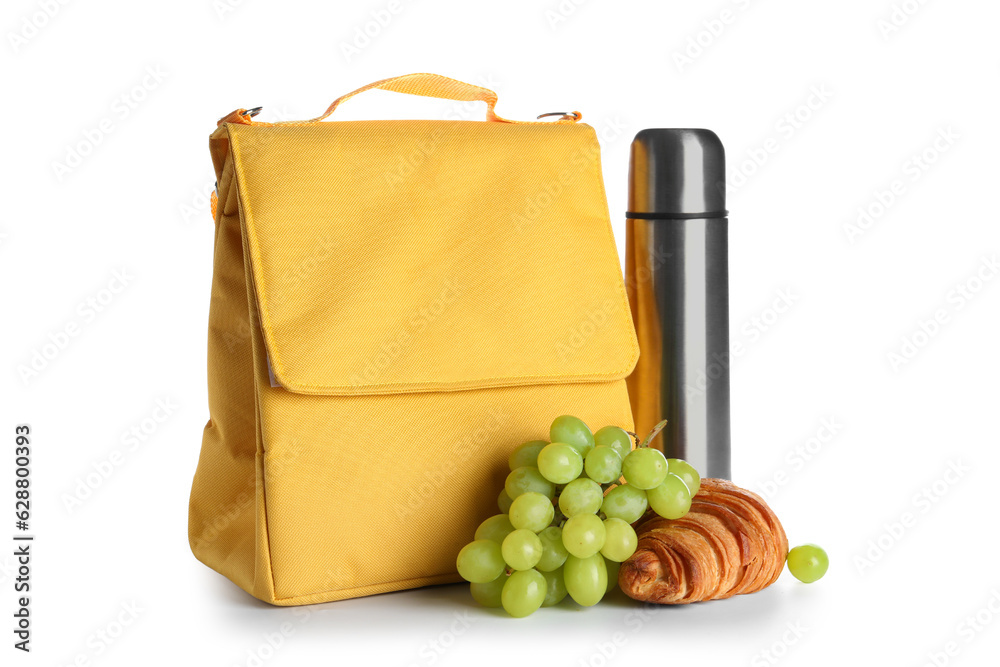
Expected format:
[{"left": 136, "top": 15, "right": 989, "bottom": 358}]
[{"left": 225, "top": 120, "right": 638, "bottom": 395}]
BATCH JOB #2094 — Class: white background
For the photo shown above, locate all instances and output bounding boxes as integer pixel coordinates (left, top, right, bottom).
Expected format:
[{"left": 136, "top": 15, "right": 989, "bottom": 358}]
[{"left": 2, "top": 0, "right": 999, "bottom": 665}]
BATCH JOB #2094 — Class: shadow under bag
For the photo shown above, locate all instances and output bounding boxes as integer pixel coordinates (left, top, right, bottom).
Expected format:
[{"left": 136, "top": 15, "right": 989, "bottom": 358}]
[{"left": 188, "top": 73, "right": 639, "bottom": 605}]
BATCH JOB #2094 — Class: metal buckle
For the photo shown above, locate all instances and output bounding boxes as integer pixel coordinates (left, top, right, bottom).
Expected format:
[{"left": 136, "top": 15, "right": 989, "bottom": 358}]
[
  {"left": 536, "top": 111, "right": 581, "bottom": 121},
  {"left": 242, "top": 107, "right": 263, "bottom": 118}
]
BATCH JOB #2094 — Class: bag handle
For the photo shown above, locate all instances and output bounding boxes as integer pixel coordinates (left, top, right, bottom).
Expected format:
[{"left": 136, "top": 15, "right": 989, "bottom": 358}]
[
  {"left": 307, "top": 73, "right": 580, "bottom": 124},
  {"left": 315, "top": 73, "right": 499, "bottom": 122},
  {"left": 218, "top": 73, "right": 582, "bottom": 126}
]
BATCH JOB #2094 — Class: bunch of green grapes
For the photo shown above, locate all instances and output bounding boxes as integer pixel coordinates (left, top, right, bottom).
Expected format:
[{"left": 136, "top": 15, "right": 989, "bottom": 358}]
[{"left": 456, "top": 415, "right": 702, "bottom": 617}]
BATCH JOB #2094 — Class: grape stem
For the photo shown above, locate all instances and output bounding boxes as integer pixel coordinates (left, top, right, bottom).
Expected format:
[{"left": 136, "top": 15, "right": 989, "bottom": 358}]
[{"left": 638, "top": 420, "right": 669, "bottom": 449}]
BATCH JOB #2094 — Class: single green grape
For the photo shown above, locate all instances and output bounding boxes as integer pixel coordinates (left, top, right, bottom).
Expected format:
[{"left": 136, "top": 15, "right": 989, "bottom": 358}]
[
  {"left": 605, "top": 559, "right": 620, "bottom": 594},
  {"left": 562, "top": 513, "right": 607, "bottom": 559},
  {"left": 600, "top": 518, "right": 638, "bottom": 562},
  {"left": 594, "top": 425, "right": 633, "bottom": 460},
  {"left": 509, "top": 492, "right": 555, "bottom": 533},
  {"left": 456, "top": 539, "right": 505, "bottom": 583},
  {"left": 540, "top": 567, "right": 568, "bottom": 607},
  {"left": 501, "top": 569, "right": 547, "bottom": 618},
  {"left": 505, "top": 466, "right": 555, "bottom": 500},
  {"left": 585, "top": 446, "right": 623, "bottom": 484},
  {"left": 558, "top": 478, "right": 604, "bottom": 517},
  {"left": 601, "top": 484, "right": 648, "bottom": 523},
  {"left": 502, "top": 529, "right": 544, "bottom": 571},
  {"left": 667, "top": 458, "right": 701, "bottom": 496},
  {"left": 536, "top": 526, "right": 569, "bottom": 571},
  {"left": 786, "top": 544, "right": 829, "bottom": 583},
  {"left": 564, "top": 553, "right": 608, "bottom": 607},
  {"left": 497, "top": 489, "right": 514, "bottom": 514},
  {"left": 647, "top": 473, "right": 692, "bottom": 520},
  {"left": 470, "top": 572, "right": 508, "bottom": 607},
  {"left": 509, "top": 440, "right": 547, "bottom": 471},
  {"left": 475, "top": 514, "right": 516, "bottom": 544},
  {"left": 621, "top": 447, "right": 668, "bottom": 490},
  {"left": 537, "top": 443, "right": 584, "bottom": 484},
  {"left": 550, "top": 415, "right": 595, "bottom": 458}
]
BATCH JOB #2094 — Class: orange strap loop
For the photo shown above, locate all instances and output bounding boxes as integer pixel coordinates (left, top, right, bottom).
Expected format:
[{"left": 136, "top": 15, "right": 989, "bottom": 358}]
[
  {"left": 218, "top": 73, "right": 582, "bottom": 127},
  {"left": 313, "top": 72, "right": 504, "bottom": 123},
  {"left": 308, "top": 72, "right": 581, "bottom": 125}
]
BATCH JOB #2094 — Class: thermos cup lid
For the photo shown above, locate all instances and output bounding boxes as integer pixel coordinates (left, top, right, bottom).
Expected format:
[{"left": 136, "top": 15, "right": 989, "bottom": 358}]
[{"left": 627, "top": 129, "right": 727, "bottom": 218}]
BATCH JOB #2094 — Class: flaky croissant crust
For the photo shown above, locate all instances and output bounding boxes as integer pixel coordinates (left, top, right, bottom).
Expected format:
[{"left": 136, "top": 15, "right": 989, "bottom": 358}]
[{"left": 619, "top": 478, "right": 788, "bottom": 604}]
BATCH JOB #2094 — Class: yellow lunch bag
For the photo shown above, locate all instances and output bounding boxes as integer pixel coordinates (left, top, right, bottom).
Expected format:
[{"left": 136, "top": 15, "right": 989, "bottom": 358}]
[{"left": 188, "top": 73, "right": 639, "bottom": 605}]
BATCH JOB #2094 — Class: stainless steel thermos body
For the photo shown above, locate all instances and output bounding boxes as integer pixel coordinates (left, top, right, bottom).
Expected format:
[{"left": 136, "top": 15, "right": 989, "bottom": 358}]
[{"left": 625, "top": 129, "right": 731, "bottom": 480}]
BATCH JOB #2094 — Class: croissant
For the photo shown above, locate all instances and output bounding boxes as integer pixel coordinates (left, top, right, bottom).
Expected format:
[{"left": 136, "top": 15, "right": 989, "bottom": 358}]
[{"left": 619, "top": 478, "right": 788, "bottom": 604}]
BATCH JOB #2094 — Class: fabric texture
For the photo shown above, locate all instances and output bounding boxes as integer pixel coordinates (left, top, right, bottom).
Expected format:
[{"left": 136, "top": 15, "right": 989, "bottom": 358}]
[{"left": 188, "top": 74, "right": 639, "bottom": 605}]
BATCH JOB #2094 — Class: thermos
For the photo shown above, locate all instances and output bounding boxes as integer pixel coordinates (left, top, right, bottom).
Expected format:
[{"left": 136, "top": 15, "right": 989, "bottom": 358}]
[{"left": 625, "top": 129, "right": 731, "bottom": 480}]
